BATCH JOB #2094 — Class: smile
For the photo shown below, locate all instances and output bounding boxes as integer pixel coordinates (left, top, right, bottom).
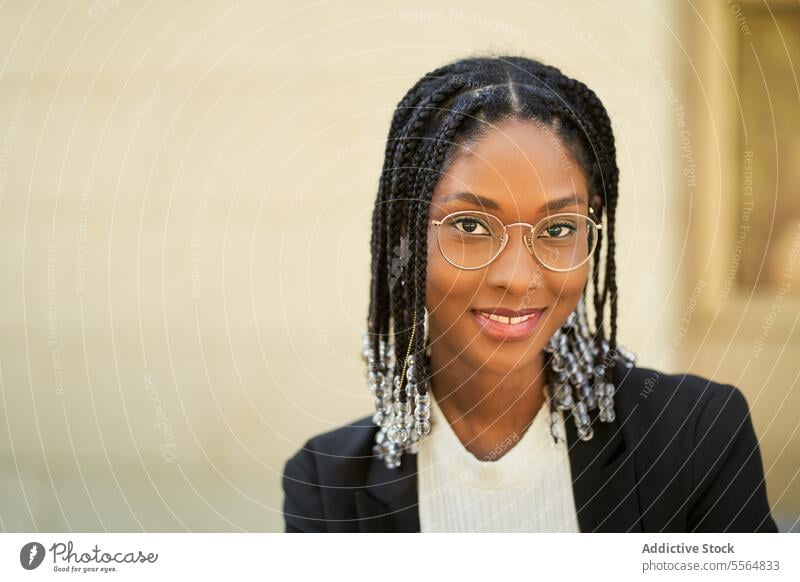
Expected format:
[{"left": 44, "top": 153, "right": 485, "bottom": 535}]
[
  {"left": 476, "top": 312, "right": 538, "bottom": 324},
  {"left": 471, "top": 308, "right": 546, "bottom": 341}
]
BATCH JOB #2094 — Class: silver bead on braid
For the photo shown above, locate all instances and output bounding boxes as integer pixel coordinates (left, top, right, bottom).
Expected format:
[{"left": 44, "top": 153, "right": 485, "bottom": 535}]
[
  {"left": 542, "top": 297, "right": 636, "bottom": 444},
  {"left": 362, "top": 332, "right": 432, "bottom": 469}
]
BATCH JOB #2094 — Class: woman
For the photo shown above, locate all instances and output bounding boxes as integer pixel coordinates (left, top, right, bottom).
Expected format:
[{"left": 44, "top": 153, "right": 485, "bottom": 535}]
[{"left": 282, "top": 54, "right": 778, "bottom": 533}]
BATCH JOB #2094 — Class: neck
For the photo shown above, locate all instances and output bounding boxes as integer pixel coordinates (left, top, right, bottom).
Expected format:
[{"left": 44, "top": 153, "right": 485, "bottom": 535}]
[{"left": 427, "top": 346, "right": 548, "bottom": 443}]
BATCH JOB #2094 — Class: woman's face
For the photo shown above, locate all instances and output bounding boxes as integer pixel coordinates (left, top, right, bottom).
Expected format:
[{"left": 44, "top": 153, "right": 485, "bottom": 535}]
[{"left": 425, "top": 117, "right": 592, "bottom": 376}]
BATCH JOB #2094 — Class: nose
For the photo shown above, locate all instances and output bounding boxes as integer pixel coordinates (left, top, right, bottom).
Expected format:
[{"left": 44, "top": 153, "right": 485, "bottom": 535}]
[{"left": 484, "top": 226, "right": 543, "bottom": 296}]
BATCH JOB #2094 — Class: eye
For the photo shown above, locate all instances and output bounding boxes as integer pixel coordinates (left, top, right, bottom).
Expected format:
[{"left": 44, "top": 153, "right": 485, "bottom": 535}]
[
  {"left": 540, "top": 220, "right": 577, "bottom": 239},
  {"left": 452, "top": 216, "right": 492, "bottom": 236}
]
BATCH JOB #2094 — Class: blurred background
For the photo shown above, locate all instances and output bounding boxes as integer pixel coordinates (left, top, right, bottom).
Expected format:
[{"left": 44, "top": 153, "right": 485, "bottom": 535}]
[{"left": 0, "top": 0, "right": 798, "bottom": 532}]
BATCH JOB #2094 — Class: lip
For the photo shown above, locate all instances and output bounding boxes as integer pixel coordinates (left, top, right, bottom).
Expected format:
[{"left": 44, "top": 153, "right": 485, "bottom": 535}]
[
  {"left": 471, "top": 308, "right": 546, "bottom": 341},
  {"left": 472, "top": 307, "right": 545, "bottom": 317}
]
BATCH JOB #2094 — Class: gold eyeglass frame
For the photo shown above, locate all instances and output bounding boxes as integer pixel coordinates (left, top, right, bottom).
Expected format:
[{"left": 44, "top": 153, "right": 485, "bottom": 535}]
[{"left": 430, "top": 207, "right": 602, "bottom": 272}]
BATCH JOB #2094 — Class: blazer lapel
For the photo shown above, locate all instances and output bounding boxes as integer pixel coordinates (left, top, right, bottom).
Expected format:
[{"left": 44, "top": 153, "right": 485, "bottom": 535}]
[{"left": 564, "top": 360, "right": 643, "bottom": 532}]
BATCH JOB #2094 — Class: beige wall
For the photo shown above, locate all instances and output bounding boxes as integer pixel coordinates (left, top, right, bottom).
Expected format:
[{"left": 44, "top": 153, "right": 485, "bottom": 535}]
[
  {"left": 0, "top": 0, "right": 794, "bottom": 532},
  {"left": 675, "top": 0, "right": 800, "bottom": 533}
]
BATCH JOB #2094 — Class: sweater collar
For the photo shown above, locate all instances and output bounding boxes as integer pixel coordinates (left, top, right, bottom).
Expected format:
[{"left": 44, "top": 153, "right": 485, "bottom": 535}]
[{"left": 423, "top": 388, "right": 556, "bottom": 489}]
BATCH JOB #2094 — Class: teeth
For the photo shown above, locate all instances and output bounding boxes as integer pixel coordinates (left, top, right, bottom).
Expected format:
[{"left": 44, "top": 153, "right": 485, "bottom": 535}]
[{"left": 479, "top": 312, "right": 537, "bottom": 325}]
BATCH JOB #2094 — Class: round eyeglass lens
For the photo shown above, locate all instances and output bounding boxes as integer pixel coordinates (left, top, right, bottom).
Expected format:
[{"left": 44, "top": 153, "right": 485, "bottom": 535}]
[
  {"left": 531, "top": 214, "right": 597, "bottom": 271},
  {"left": 436, "top": 212, "right": 506, "bottom": 269}
]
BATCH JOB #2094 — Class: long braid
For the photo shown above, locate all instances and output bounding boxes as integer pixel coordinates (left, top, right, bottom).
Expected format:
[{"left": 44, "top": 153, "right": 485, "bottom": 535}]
[
  {"left": 373, "top": 80, "right": 444, "bottom": 358},
  {"left": 385, "top": 77, "right": 476, "bottom": 385},
  {"left": 603, "top": 164, "right": 620, "bottom": 384},
  {"left": 369, "top": 95, "right": 415, "bottom": 357},
  {"left": 369, "top": 65, "right": 474, "bottom": 357},
  {"left": 566, "top": 78, "right": 621, "bottom": 382}
]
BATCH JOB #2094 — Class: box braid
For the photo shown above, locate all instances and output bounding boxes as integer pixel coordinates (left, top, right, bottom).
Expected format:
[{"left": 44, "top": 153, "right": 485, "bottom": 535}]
[
  {"left": 368, "top": 63, "right": 474, "bottom": 361},
  {"left": 367, "top": 55, "right": 621, "bottom": 408},
  {"left": 551, "top": 74, "right": 620, "bottom": 357}
]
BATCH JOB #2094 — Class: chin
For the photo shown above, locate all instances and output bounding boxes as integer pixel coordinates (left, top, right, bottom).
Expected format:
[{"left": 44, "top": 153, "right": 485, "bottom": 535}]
[{"left": 467, "top": 343, "right": 543, "bottom": 372}]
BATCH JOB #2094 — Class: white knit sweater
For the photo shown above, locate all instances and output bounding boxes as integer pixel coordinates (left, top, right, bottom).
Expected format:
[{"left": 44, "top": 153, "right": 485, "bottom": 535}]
[{"left": 417, "top": 389, "right": 581, "bottom": 532}]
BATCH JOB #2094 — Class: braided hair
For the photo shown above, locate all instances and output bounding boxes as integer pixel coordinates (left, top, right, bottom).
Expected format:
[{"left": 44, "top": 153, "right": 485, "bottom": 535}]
[{"left": 367, "top": 54, "right": 621, "bottom": 421}]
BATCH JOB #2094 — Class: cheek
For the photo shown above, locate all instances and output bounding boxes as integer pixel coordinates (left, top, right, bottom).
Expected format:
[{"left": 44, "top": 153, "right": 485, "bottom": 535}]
[
  {"left": 547, "top": 264, "right": 589, "bottom": 295},
  {"left": 543, "top": 264, "right": 590, "bottom": 318},
  {"left": 425, "top": 244, "right": 481, "bottom": 316}
]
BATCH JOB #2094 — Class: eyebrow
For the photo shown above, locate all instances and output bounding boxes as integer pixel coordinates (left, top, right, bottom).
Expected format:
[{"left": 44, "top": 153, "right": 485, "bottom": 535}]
[{"left": 442, "top": 191, "right": 587, "bottom": 214}]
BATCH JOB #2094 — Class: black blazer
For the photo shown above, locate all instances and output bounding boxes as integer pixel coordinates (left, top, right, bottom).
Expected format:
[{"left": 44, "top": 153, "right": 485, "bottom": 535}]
[{"left": 282, "top": 360, "right": 778, "bottom": 532}]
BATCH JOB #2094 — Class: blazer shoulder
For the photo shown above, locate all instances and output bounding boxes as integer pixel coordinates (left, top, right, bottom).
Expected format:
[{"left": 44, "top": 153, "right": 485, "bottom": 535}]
[
  {"left": 614, "top": 363, "right": 776, "bottom": 531},
  {"left": 283, "top": 413, "right": 377, "bottom": 485},
  {"left": 614, "top": 362, "right": 746, "bottom": 429},
  {"left": 303, "top": 413, "right": 376, "bottom": 456},
  {"left": 281, "top": 413, "right": 377, "bottom": 532},
  {"left": 612, "top": 362, "right": 750, "bottom": 470}
]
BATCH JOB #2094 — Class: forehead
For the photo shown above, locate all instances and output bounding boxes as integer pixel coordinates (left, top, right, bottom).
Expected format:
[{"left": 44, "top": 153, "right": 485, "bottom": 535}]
[{"left": 430, "top": 118, "right": 588, "bottom": 214}]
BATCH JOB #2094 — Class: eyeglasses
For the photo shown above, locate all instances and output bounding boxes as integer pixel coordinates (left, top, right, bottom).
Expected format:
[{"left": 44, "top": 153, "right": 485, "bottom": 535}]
[{"left": 430, "top": 208, "right": 602, "bottom": 272}]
